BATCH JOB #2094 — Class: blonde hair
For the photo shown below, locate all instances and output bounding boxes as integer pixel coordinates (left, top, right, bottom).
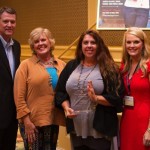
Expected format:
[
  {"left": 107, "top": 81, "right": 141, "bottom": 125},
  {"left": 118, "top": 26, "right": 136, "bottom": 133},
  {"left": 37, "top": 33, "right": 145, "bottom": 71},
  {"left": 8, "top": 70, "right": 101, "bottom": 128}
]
[
  {"left": 28, "top": 27, "right": 55, "bottom": 54},
  {"left": 122, "top": 27, "right": 150, "bottom": 76}
]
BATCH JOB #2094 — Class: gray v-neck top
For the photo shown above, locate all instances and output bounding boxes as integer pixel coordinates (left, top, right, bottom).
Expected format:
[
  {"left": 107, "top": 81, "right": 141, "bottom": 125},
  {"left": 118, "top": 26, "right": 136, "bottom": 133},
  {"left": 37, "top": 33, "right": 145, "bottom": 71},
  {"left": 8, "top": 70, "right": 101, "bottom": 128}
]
[{"left": 66, "top": 64, "right": 104, "bottom": 138}]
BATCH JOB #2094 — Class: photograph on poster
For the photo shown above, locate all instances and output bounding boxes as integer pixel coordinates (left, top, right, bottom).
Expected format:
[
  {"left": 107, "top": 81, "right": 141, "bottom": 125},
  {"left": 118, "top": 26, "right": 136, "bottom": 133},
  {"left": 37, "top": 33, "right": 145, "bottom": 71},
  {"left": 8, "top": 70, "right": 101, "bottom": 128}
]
[{"left": 96, "top": 0, "right": 150, "bottom": 30}]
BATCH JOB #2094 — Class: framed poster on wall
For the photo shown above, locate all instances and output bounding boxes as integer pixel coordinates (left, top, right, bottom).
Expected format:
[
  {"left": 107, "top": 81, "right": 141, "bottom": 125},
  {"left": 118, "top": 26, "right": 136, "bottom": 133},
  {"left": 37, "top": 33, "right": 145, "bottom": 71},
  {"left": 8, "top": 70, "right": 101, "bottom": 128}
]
[{"left": 96, "top": 0, "right": 150, "bottom": 30}]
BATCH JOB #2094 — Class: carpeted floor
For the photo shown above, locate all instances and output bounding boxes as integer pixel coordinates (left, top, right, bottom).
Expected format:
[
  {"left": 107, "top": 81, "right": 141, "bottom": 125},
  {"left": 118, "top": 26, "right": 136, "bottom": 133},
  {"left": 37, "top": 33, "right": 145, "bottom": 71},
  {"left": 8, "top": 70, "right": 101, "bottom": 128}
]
[
  {"left": 16, "top": 130, "right": 24, "bottom": 150},
  {"left": 16, "top": 141, "right": 24, "bottom": 150}
]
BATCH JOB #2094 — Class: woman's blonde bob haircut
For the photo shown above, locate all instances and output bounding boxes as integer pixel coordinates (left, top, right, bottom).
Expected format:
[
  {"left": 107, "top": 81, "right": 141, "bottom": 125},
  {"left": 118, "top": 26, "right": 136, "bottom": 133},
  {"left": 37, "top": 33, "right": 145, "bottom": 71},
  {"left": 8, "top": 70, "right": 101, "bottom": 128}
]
[{"left": 28, "top": 27, "right": 55, "bottom": 54}]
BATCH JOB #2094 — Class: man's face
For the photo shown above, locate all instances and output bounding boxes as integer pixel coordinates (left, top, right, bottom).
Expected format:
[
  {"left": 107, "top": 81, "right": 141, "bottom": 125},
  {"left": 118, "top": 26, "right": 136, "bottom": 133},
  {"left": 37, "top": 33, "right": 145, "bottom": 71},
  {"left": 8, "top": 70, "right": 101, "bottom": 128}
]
[{"left": 0, "top": 12, "right": 16, "bottom": 41}]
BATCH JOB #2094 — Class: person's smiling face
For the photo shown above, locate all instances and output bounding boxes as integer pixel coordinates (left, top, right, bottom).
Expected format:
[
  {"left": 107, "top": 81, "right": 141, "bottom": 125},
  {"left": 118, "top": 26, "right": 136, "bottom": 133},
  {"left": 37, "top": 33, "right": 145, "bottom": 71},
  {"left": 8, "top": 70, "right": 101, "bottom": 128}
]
[
  {"left": 82, "top": 34, "right": 97, "bottom": 60},
  {"left": 125, "top": 33, "right": 143, "bottom": 60},
  {"left": 0, "top": 12, "right": 16, "bottom": 42},
  {"left": 33, "top": 33, "right": 51, "bottom": 57}
]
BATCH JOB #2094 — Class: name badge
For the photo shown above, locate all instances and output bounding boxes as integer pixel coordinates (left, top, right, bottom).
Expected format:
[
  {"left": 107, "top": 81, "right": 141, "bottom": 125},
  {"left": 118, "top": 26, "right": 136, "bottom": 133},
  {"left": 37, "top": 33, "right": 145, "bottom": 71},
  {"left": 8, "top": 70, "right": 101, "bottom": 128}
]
[{"left": 124, "top": 96, "right": 134, "bottom": 106}]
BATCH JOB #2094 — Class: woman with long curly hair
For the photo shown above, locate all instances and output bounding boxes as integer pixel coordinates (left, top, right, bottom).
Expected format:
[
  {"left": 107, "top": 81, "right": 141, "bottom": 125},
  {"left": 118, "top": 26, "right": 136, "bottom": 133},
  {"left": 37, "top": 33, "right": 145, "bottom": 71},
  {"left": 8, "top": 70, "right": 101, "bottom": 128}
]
[{"left": 55, "top": 29, "right": 124, "bottom": 150}]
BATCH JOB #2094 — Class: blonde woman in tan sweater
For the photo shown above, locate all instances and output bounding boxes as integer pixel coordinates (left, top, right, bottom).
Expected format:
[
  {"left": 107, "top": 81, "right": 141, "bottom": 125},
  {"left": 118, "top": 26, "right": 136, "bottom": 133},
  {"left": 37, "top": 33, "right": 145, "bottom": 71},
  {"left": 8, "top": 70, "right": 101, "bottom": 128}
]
[{"left": 14, "top": 27, "right": 65, "bottom": 150}]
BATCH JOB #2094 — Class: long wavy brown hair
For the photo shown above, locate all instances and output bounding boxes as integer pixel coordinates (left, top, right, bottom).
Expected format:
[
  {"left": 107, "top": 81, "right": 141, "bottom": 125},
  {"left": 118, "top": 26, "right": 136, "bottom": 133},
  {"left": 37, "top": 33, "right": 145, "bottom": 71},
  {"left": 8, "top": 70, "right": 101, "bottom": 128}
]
[{"left": 75, "top": 29, "right": 121, "bottom": 95}]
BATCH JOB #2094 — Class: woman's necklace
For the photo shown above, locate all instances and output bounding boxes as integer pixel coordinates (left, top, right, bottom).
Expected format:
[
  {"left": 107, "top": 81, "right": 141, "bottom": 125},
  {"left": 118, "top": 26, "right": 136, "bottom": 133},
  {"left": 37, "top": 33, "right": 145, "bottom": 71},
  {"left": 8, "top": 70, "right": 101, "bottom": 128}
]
[
  {"left": 38, "top": 57, "right": 54, "bottom": 87},
  {"left": 77, "top": 63, "right": 97, "bottom": 94},
  {"left": 39, "top": 57, "right": 54, "bottom": 67}
]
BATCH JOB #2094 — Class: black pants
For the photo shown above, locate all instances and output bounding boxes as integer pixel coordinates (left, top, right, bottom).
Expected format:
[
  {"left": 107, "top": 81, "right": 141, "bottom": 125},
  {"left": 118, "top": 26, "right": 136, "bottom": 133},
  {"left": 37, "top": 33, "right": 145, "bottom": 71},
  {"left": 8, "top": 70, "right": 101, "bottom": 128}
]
[
  {"left": 70, "top": 133, "right": 111, "bottom": 150},
  {"left": 74, "top": 145, "right": 95, "bottom": 150},
  {"left": 0, "top": 119, "right": 18, "bottom": 150},
  {"left": 123, "top": 6, "right": 149, "bottom": 28}
]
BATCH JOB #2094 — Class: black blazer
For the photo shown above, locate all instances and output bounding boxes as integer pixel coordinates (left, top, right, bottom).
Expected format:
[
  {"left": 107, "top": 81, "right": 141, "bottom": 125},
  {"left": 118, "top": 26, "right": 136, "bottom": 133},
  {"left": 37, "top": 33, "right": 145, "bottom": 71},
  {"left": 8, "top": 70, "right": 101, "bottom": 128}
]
[{"left": 0, "top": 39, "right": 21, "bottom": 129}]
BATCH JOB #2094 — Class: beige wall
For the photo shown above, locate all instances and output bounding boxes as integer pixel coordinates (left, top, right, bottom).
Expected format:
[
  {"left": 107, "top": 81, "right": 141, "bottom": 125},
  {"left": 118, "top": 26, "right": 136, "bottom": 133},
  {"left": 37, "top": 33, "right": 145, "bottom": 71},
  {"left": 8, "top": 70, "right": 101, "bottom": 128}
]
[
  {"left": 0, "top": 0, "right": 88, "bottom": 45},
  {"left": 88, "top": 0, "right": 97, "bottom": 29},
  {"left": 1, "top": 0, "right": 150, "bottom": 47},
  {"left": 21, "top": 45, "right": 122, "bottom": 65}
]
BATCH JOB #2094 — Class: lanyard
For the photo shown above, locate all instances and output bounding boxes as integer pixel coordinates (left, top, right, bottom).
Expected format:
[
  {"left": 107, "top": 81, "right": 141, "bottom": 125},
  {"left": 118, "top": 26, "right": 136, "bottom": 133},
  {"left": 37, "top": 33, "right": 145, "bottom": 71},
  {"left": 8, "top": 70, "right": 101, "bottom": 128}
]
[{"left": 126, "top": 61, "right": 140, "bottom": 95}]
